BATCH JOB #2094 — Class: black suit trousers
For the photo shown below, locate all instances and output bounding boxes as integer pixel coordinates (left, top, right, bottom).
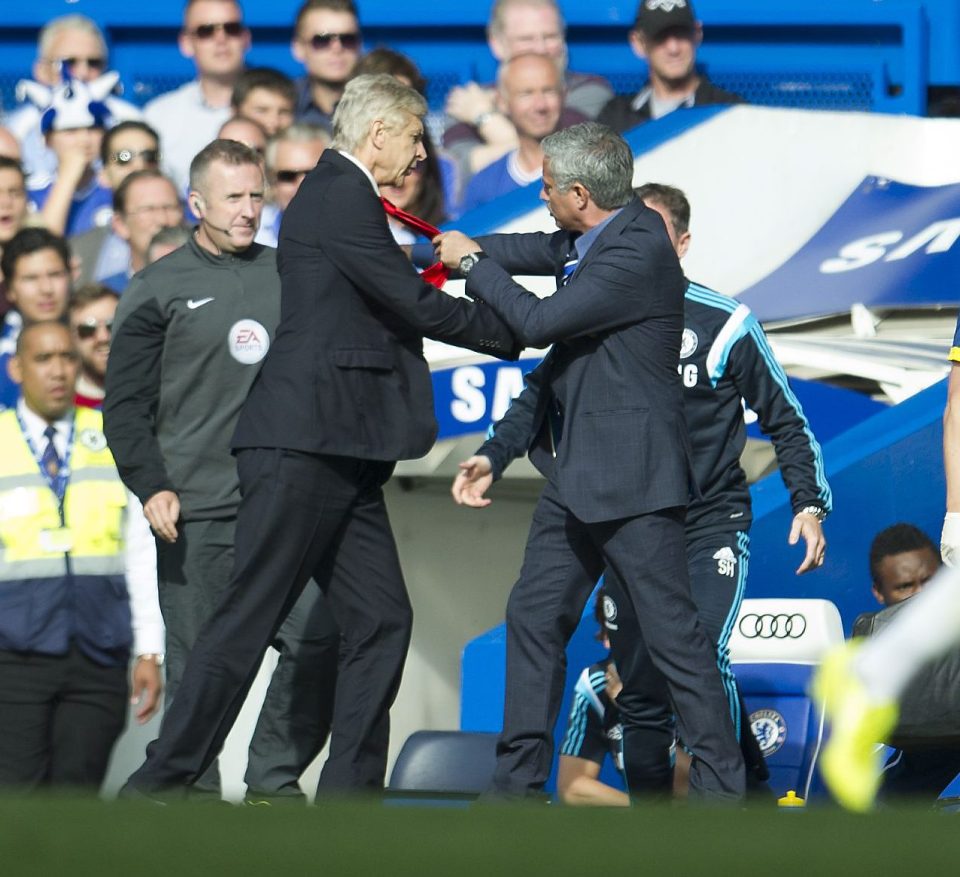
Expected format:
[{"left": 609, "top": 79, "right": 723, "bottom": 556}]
[
  {"left": 493, "top": 480, "right": 745, "bottom": 801},
  {"left": 0, "top": 646, "right": 127, "bottom": 790},
  {"left": 126, "top": 448, "right": 412, "bottom": 796}
]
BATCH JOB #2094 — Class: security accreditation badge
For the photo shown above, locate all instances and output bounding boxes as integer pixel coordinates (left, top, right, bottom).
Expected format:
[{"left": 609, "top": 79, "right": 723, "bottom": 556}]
[{"left": 40, "top": 527, "right": 74, "bottom": 553}]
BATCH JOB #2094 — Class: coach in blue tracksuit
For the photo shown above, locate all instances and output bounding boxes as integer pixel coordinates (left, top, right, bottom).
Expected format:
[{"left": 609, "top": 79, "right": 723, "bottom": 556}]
[{"left": 600, "top": 183, "right": 832, "bottom": 793}]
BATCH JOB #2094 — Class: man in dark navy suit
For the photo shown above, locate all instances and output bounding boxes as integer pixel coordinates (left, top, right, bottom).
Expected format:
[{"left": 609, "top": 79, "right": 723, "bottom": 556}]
[
  {"left": 436, "top": 122, "right": 745, "bottom": 801},
  {"left": 121, "top": 73, "right": 518, "bottom": 798}
]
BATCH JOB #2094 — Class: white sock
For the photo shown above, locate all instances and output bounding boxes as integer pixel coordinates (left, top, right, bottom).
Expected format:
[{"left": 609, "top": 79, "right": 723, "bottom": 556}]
[{"left": 854, "top": 564, "right": 960, "bottom": 702}]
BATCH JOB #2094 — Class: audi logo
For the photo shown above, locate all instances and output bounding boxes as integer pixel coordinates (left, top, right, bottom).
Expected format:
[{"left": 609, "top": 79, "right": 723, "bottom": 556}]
[{"left": 738, "top": 613, "right": 807, "bottom": 639}]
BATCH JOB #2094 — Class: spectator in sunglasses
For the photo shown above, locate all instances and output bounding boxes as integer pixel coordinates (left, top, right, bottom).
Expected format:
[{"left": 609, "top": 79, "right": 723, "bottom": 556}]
[
  {"left": 71, "top": 122, "right": 165, "bottom": 290},
  {"left": 257, "top": 123, "right": 329, "bottom": 247},
  {"left": 6, "top": 15, "right": 141, "bottom": 191},
  {"left": 68, "top": 283, "right": 118, "bottom": 409},
  {"left": 144, "top": 0, "right": 251, "bottom": 195},
  {"left": 231, "top": 68, "right": 297, "bottom": 137},
  {"left": 291, "top": 0, "right": 362, "bottom": 132}
]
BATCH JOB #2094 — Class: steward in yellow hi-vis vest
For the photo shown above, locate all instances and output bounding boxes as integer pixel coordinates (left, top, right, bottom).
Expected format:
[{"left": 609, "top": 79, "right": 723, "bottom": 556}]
[
  {"left": 0, "top": 321, "right": 163, "bottom": 791},
  {"left": 0, "top": 404, "right": 132, "bottom": 663}
]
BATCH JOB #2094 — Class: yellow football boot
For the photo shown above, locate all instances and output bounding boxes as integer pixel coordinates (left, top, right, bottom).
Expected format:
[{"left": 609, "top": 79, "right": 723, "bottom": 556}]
[{"left": 811, "top": 642, "right": 899, "bottom": 813}]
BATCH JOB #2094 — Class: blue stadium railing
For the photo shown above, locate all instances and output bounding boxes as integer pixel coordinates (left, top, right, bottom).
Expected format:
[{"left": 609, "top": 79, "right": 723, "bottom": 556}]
[{"left": 0, "top": 0, "right": 940, "bottom": 119}]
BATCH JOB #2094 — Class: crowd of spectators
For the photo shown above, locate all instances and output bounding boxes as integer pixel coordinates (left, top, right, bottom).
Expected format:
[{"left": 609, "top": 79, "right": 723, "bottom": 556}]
[{"left": 0, "top": 0, "right": 739, "bottom": 311}]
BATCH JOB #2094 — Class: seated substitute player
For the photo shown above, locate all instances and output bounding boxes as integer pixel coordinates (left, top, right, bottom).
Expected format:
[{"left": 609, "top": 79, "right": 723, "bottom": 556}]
[
  {"left": 844, "top": 524, "right": 960, "bottom": 803},
  {"left": 557, "top": 587, "right": 629, "bottom": 807}
]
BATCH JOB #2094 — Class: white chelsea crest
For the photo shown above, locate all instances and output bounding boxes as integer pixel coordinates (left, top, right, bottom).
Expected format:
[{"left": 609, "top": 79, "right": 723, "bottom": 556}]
[{"left": 680, "top": 328, "right": 699, "bottom": 359}]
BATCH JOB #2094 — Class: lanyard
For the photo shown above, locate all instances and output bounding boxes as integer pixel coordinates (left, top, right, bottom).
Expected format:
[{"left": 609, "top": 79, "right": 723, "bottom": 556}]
[{"left": 15, "top": 410, "right": 74, "bottom": 508}]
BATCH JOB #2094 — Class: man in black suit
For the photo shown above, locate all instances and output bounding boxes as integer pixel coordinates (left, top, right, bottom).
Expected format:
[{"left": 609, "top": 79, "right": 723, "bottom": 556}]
[
  {"left": 121, "top": 73, "right": 518, "bottom": 798},
  {"left": 436, "top": 122, "right": 745, "bottom": 801}
]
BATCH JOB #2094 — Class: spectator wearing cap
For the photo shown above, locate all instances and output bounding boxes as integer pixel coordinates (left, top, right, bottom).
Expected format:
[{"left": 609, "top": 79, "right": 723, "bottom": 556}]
[
  {"left": 5, "top": 15, "right": 141, "bottom": 190},
  {"left": 231, "top": 68, "right": 297, "bottom": 137},
  {"left": 19, "top": 73, "right": 119, "bottom": 237},
  {"left": 144, "top": 0, "right": 250, "bottom": 194},
  {"left": 598, "top": 0, "right": 742, "bottom": 134},
  {"left": 443, "top": 0, "right": 612, "bottom": 191},
  {"left": 290, "top": 0, "right": 362, "bottom": 132},
  {"left": 72, "top": 121, "right": 164, "bottom": 288}
]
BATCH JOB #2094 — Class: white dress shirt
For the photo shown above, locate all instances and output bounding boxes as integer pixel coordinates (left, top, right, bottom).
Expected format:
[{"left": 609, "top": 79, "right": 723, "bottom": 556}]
[{"left": 338, "top": 150, "right": 380, "bottom": 194}]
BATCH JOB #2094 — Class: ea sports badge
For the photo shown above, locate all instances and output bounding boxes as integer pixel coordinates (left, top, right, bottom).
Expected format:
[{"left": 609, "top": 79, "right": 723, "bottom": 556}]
[
  {"left": 78, "top": 428, "right": 108, "bottom": 452},
  {"left": 228, "top": 319, "right": 270, "bottom": 364},
  {"left": 750, "top": 708, "right": 787, "bottom": 756}
]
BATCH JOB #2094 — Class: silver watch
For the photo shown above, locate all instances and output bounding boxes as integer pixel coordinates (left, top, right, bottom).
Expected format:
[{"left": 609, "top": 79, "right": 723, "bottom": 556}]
[
  {"left": 459, "top": 251, "right": 483, "bottom": 276},
  {"left": 797, "top": 505, "right": 827, "bottom": 522}
]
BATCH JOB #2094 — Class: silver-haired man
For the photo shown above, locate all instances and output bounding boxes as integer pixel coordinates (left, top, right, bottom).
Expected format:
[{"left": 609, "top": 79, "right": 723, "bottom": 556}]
[{"left": 120, "top": 75, "right": 518, "bottom": 799}]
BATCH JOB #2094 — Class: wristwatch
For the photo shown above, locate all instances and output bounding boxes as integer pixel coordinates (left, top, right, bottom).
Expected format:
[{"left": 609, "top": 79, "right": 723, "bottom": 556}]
[
  {"left": 459, "top": 251, "right": 487, "bottom": 276},
  {"left": 797, "top": 505, "right": 827, "bottom": 522},
  {"left": 136, "top": 653, "right": 165, "bottom": 666},
  {"left": 473, "top": 110, "right": 499, "bottom": 129}
]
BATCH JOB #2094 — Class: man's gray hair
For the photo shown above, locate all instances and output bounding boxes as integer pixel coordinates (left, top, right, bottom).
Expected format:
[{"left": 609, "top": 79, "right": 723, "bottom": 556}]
[
  {"left": 488, "top": 0, "right": 564, "bottom": 41},
  {"left": 265, "top": 122, "right": 330, "bottom": 171},
  {"left": 331, "top": 74, "right": 427, "bottom": 153},
  {"left": 541, "top": 122, "right": 634, "bottom": 210},
  {"left": 39, "top": 15, "right": 107, "bottom": 61}
]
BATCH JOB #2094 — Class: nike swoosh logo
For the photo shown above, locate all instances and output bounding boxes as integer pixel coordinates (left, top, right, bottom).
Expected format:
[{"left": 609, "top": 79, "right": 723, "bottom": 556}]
[{"left": 187, "top": 297, "right": 215, "bottom": 309}]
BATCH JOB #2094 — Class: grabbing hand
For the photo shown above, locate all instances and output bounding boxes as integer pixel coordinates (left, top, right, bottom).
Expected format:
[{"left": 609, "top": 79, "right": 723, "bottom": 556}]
[
  {"left": 144, "top": 490, "right": 180, "bottom": 543},
  {"left": 433, "top": 231, "right": 483, "bottom": 270},
  {"left": 452, "top": 455, "right": 494, "bottom": 507},
  {"left": 789, "top": 511, "right": 826, "bottom": 574}
]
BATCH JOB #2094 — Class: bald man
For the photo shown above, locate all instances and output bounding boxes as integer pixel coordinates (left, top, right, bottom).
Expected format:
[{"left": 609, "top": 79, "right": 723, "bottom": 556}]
[{"left": 460, "top": 53, "right": 585, "bottom": 214}]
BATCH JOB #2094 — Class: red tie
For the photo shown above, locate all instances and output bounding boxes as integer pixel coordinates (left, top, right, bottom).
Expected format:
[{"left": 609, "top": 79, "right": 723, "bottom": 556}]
[{"left": 381, "top": 197, "right": 450, "bottom": 288}]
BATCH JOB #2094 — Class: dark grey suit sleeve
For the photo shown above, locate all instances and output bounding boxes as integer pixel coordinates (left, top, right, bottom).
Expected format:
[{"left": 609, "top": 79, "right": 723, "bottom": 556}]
[
  {"left": 476, "top": 360, "right": 547, "bottom": 479},
  {"left": 300, "top": 175, "right": 519, "bottom": 359},
  {"left": 475, "top": 231, "right": 569, "bottom": 277},
  {"left": 465, "top": 230, "right": 663, "bottom": 348}
]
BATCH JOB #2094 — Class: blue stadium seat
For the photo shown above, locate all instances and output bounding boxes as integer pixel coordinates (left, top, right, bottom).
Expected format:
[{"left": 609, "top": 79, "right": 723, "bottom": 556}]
[
  {"left": 731, "top": 598, "right": 845, "bottom": 804},
  {"left": 387, "top": 730, "right": 498, "bottom": 804}
]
